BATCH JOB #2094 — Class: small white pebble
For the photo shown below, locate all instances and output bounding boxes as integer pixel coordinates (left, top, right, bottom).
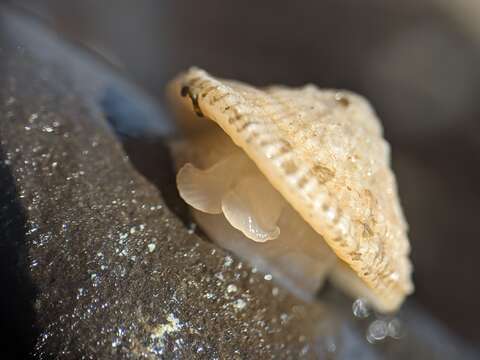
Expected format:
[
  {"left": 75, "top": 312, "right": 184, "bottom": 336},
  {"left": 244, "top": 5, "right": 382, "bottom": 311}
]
[
  {"left": 264, "top": 274, "right": 273, "bottom": 281},
  {"left": 148, "top": 243, "right": 156, "bottom": 253},
  {"left": 226, "top": 284, "right": 238, "bottom": 293}
]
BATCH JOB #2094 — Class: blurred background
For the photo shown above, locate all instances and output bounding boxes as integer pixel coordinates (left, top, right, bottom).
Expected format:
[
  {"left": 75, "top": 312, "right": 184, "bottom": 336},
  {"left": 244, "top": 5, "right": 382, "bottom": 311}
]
[{"left": 8, "top": 0, "right": 480, "bottom": 347}]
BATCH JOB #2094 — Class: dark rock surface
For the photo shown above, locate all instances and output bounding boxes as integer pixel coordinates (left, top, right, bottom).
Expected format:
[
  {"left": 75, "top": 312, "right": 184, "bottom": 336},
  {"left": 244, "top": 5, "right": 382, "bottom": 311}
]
[
  {"left": 0, "top": 7, "right": 478, "bottom": 360},
  {"left": 0, "top": 9, "right": 326, "bottom": 360}
]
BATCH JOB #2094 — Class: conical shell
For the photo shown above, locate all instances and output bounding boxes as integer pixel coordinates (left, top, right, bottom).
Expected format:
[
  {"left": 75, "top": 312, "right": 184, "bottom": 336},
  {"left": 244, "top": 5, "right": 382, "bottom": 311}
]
[{"left": 170, "top": 68, "right": 413, "bottom": 312}]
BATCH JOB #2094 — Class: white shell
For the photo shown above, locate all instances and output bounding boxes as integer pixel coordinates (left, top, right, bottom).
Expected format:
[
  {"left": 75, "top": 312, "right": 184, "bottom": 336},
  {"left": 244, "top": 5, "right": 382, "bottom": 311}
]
[{"left": 170, "top": 68, "right": 413, "bottom": 312}]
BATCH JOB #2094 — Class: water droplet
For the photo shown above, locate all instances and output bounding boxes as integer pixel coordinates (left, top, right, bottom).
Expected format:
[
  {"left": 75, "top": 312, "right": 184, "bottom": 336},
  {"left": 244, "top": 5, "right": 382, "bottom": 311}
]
[
  {"left": 367, "top": 320, "right": 388, "bottom": 343},
  {"left": 387, "top": 318, "right": 405, "bottom": 339},
  {"left": 187, "top": 222, "right": 197, "bottom": 234},
  {"left": 352, "top": 299, "right": 370, "bottom": 318}
]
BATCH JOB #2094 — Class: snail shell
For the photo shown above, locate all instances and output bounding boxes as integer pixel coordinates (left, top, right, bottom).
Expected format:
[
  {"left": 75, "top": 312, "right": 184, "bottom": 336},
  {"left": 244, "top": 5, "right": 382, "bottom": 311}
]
[{"left": 168, "top": 68, "right": 413, "bottom": 312}]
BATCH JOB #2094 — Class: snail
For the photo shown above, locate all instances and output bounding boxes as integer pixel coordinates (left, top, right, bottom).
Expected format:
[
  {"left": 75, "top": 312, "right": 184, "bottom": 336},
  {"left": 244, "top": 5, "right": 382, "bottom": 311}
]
[{"left": 167, "top": 68, "right": 413, "bottom": 313}]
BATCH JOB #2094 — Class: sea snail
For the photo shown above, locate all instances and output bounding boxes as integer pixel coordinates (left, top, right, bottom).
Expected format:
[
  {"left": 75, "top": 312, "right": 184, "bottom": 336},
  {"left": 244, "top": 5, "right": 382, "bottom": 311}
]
[{"left": 167, "top": 68, "right": 413, "bottom": 313}]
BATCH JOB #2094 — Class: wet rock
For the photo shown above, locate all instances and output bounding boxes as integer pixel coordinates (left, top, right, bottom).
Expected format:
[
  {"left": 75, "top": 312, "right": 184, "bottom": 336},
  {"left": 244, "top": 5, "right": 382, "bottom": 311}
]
[{"left": 0, "top": 6, "right": 478, "bottom": 360}]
